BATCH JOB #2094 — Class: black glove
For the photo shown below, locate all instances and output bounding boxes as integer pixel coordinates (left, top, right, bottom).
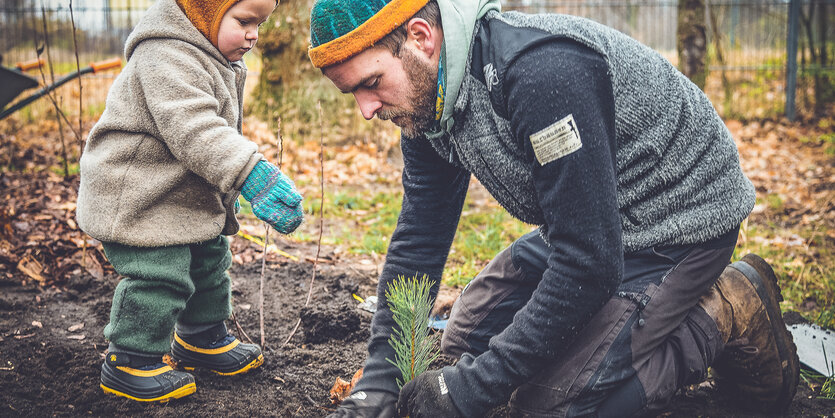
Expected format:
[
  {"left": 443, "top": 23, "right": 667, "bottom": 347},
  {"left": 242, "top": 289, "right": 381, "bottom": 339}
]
[
  {"left": 396, "top": 370, "right": 463, "bottom": 418},
  {"left": 328, "top": 390, "right": 397, "bottom": 418}
]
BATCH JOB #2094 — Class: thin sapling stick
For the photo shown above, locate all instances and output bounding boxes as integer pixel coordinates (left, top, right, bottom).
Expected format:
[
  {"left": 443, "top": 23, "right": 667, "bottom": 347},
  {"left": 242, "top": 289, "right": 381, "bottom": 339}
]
[
  {"left": 283, "top": 102, "right": 325, "bottom": 346},
  {"left": 69, "top": 0, "right": 84, "bottom": 157},
  {"left": 260, "top": 223, "right": 268, "bottom": 348},
  {"left": 38, "top": 6, "right": 69, "bottom": 178}
]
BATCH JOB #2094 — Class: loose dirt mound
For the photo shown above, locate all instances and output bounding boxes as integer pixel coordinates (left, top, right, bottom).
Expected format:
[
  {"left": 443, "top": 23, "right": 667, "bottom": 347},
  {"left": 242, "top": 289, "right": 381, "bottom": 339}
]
[{"left": 0, "top": 259, "right": 377, "bottom": 417}]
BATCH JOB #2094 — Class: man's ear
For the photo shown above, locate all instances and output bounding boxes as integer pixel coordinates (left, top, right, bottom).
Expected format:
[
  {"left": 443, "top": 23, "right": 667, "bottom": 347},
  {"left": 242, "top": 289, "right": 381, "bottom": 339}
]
[{"left": 405, "top": 18, "right": 438, "bottom": 58}]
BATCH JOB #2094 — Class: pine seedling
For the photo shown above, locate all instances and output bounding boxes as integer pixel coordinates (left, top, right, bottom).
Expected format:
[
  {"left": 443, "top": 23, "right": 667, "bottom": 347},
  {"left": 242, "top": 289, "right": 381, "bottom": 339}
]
[{"left": 386, "top": 274, "right": 440, "bottom": 389}]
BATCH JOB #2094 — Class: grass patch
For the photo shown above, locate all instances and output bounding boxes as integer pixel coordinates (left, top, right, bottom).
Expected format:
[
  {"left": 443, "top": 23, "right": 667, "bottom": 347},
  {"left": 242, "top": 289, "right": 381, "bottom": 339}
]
[
  {"left": 800, "top": 355, "right": 835, "bottom": 400},
  {"left": 266, "top": 186, "right": 531, "bottom": 286},
  {"left": 737, "top": 222, "right": 835, "bottom": 328},
  {"left": 49, "top": 161, "right": 80, "bottom": 176},
  {"left": 252, "top": 187, "right": 834, "bottom": 329}
]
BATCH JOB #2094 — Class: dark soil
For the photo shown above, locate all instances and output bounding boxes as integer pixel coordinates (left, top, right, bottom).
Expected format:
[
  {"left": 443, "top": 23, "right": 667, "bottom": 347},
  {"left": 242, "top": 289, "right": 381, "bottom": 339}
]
[{"left": 1, "top": 244, "right": 833, "bottom": 417}]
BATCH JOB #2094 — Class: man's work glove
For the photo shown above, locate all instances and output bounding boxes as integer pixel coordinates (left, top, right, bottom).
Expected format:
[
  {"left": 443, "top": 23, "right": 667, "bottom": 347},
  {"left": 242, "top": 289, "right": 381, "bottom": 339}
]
[
  {"left": 241, "top": 161, "right": 303, "bottom": 234},
  {"left": 397, "top": 370, "right": 463, "bottom": 418},
  {"left": 327, "top": 390, "right": 397, "bottom": 418}
]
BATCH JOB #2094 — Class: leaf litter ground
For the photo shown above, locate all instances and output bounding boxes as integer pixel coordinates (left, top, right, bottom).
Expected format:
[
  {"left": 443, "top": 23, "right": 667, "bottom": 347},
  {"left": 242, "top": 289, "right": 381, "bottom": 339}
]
[{"left": 1, "top": 238, "right": 831, "bottom": 417}]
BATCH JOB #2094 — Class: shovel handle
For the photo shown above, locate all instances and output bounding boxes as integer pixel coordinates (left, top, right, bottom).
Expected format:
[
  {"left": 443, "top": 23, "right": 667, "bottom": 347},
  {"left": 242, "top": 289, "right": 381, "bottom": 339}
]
[
  {"left": 90, "top": 58, "right": 122, "bottom": 73},
  {"left": 15, "top": 58, "right": 45, "bottom": 72}
]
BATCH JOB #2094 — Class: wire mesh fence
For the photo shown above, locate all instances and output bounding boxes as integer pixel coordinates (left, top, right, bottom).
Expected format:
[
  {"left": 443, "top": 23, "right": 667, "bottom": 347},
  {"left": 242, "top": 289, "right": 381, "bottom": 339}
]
[
  {"left": 0, "top": 0, "right": 153, "bottom": 122},
  {"left": 0, "top": 0, "right": 833, "bottom": 121},
  {"left": 504, "top": 0, "right": 834, "bottom": 118}
]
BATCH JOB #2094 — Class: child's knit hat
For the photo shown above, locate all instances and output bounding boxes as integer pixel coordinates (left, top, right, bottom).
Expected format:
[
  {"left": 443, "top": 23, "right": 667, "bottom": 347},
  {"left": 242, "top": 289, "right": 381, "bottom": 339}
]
[
  {"left": 308, "top": 0, "right": 429, "bottom": 68},
  {"left": 176, "top": 0, "right": 240, "bottom": 48}
]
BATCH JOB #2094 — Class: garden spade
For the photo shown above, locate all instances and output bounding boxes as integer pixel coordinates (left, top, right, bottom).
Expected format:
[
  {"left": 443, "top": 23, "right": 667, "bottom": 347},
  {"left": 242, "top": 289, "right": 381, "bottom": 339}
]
[{"left": 788, "top": 323, "right": 834, "bottom": 376}]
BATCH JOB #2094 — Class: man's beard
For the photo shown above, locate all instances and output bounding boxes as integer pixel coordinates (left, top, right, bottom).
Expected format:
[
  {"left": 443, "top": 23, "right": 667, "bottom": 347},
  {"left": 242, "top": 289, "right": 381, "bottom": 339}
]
[{"left": 377, "top": 48, "right": 438, "bottom": 138}]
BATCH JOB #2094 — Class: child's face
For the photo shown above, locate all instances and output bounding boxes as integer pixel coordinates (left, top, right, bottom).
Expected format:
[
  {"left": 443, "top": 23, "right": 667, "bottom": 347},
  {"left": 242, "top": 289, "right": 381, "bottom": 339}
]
[{"left": 217, "top": 0, "right": 276, "bottom": 62}]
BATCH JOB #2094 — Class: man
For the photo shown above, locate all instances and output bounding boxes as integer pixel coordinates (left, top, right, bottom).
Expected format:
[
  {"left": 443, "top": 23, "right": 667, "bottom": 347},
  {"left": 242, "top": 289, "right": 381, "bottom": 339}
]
[{"left": 308, "top": 0, "right": 799, "bottom": 416}]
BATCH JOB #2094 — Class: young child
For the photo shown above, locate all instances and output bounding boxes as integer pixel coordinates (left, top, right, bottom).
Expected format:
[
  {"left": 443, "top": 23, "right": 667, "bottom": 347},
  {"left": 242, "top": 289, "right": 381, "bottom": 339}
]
[{"left": 75, "top": 0, "right": 300, "bottom": 402}]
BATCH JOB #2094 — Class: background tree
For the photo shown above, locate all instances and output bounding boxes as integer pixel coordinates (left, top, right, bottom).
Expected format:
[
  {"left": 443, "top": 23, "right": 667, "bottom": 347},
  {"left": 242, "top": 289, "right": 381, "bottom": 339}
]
[
  {"left": 677, "top": 0, "right": 708, "bottom": 89},
  {"left": 252, "top": 0, "right": 379, "bottom": 142},
  {"left": 799, "top": 0, "right": 833, "bottom": 117}
]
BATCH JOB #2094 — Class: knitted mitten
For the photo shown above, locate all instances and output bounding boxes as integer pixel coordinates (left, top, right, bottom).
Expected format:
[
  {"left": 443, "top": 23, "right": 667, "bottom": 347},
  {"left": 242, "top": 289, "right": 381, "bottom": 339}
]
[{"left": 241, "top": 161, "right": 303, "bottom": 234}]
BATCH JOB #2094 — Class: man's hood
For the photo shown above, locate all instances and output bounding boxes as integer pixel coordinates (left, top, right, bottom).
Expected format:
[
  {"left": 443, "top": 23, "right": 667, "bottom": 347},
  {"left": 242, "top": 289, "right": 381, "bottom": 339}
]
[
  {"left": 124, "top": 0, "right": 229, "bottom": 65},
  {"left": 434, "top": 0, "right": 501, "bottom": 135}
]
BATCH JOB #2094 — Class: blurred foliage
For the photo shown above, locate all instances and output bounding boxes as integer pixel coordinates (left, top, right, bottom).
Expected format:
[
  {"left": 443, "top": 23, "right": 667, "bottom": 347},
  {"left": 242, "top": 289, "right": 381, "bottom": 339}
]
[{"left": 249, "top": 0, "right": 392, "bottom": 146}]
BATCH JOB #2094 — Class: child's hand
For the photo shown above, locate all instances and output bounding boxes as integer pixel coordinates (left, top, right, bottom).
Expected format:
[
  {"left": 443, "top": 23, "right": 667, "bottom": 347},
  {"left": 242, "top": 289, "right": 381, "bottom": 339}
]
[{"left": 241, "top": 161, "right": 303, "bottom": 234}]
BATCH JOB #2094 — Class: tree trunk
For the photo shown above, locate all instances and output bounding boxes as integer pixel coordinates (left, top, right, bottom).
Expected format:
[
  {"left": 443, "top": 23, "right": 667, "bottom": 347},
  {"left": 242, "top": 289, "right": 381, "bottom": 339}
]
[
  {"left": 813, "top": 0, "right": 832, "bottom": 116},
  {"left": 251, "top": 0, "right": 315, "bottom": 128},
  {"left": 677, "top": 0, "right": 708, "bottom": 90},
  {"left": 252, "top": 0, "right": 361, "bottom": 139}
]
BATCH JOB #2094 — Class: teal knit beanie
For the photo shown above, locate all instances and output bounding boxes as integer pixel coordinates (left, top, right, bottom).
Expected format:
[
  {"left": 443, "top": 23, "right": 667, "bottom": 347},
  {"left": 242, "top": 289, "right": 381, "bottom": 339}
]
[{"left": 308, "top": 0, "right": 430, "bottom": 68}]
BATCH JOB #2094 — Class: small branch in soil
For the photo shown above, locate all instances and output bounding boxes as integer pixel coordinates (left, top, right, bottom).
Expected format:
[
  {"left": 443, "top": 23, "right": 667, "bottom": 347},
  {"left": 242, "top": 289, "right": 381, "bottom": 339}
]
[
  {"left": 283, "top": 101, "right": 325, "bottom": 346},
  {"left": 231, "top": 310, "right": 254, "bottom": 344},
  {"left": 260, "top": 223, "right": 268, "bottom": 349}
]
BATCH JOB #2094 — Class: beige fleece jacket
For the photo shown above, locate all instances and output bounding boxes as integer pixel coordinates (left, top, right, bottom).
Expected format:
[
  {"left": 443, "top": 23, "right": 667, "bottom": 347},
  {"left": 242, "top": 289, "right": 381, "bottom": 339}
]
[{"left": 76, "top": 0, "right": 262, "bottom": 247}]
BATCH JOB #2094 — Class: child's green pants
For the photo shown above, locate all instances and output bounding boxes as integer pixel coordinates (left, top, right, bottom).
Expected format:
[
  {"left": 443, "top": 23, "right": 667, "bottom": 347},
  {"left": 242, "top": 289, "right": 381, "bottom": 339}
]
[{"left": 101, "top": 236, "right": 233, "bottom": 355}]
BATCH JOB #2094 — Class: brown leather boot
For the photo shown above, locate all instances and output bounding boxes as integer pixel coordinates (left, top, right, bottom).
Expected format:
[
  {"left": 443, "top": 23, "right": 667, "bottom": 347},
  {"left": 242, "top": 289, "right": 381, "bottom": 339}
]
[{"left": 698, "top": 253, "right": 799, "bottom": 414}]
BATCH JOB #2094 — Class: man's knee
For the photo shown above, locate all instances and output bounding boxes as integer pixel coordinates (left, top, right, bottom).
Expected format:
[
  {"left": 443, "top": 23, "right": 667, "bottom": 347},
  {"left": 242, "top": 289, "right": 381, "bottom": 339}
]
[
  {"left": 440, "top": 324, "right": 469, "bottom": 358},
  {"left": 440, "top": 242, "right": 538, "bottom": 358}
]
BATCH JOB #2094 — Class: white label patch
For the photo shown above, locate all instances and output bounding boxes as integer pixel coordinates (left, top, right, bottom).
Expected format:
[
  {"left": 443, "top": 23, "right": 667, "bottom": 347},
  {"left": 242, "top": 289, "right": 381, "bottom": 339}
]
[
  {"left": 483, "top": 63, "right": 498, "bottom": 92},
  {"left": 348, "top": 391, "right": 367, "bottom": 400},
  {"left": 437, "top": 373, "right": 449, "bottom": 395},
  {"left": 529, "top": 114, "right": 582, "bottom": 166}
]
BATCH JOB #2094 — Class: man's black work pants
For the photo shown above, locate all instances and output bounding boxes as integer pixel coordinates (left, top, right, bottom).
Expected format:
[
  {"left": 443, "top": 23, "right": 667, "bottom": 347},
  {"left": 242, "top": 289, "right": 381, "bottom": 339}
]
[{"left": 441, "top": 228, "right": 737, "bottom": 417}]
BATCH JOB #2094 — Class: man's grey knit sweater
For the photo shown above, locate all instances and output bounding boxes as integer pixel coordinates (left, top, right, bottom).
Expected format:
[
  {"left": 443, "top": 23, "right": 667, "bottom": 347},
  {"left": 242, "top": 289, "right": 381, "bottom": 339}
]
[{"left": 353, "top": 11, "right": 755, "bottom": 417}]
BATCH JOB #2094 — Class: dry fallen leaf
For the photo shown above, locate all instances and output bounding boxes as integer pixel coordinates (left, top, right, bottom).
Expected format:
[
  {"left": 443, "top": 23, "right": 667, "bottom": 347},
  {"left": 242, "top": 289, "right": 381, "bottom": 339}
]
[
  {"left": 84, "top": 252, "right": 104, "bottom": 280},
  {"left": 329, "top": 368, "right": 363, "bottom": 405},
  {"left": 67, "top": 323, "right": 84, "bottom": 332},
  {"left": 17, "top": 255, "right": 45, "bottom": 283}
]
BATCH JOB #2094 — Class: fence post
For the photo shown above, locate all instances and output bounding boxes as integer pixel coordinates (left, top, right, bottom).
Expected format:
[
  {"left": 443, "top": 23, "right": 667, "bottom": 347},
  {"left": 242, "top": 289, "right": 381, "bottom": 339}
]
[{"left": 785, "top": 0, "right": 800, "bottom": 121}]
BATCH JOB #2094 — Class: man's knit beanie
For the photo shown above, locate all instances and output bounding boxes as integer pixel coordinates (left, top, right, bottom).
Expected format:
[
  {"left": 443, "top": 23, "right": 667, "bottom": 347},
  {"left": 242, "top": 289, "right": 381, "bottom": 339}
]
[
  {"left": 176, "top": 0, "right": 240, "bottom": 48},
  {"left": 308, "top": 0, "right": 429, "bottom": 68}
]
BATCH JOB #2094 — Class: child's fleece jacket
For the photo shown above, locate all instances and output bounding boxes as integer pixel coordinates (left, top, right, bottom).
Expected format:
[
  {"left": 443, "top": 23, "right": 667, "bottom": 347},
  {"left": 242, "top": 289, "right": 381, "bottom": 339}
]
[{"left": 76, "top": 0, "right": 262, "bottom": 247}]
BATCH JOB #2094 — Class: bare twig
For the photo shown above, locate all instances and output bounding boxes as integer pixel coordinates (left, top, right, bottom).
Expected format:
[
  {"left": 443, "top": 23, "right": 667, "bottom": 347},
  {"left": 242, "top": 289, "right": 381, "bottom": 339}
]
[
  {"left": 256, "top": 118, "right": 286, "bottom": 348},
  {"left": 307, "top": 101, "right": 326, "bottom": 307},
  {"left": 260, "top": 223, "right": 269, "bottom": 348},
  {"left": 37, "top": 6, "right": 69, "bottom": 178},
  {"left": 231, "top": 310, "right": 254, "bottom": 344},
  {"left": 276, "top": 117, "right": 283, "bottom": 167},
  {"left": 284, "top": 317, "right": 302, "bottom": 346},
  {"left": 69, "top": 0, "right": 84, "bottom": 158},
  {"left": 24, "top": 13, "right": 81, "bottom": 142},
  {"left": 283, "top": 102, "right": 325, "bottom": 346},
  {"left": 30, "top": 94, "right": 82, "bottom": 140}
]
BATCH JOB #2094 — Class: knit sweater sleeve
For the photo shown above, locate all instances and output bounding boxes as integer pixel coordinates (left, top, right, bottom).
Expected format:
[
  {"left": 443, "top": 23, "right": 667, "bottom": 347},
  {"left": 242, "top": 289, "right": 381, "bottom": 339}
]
[
  {"left": 442, "top": 40, "right": 624, "bottom": 416},
  {"left": 131, "top": 41, "right": 260, "bottom": 193},
  {"left": 353, "top": 134, "right": 470, "bottom": 396}
]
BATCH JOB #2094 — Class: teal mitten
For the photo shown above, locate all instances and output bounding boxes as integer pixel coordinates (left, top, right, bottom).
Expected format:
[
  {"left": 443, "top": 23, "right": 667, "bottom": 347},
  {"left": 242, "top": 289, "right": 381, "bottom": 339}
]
[{"left": 241, "top": 161, "right": 303, "bottom": 234}]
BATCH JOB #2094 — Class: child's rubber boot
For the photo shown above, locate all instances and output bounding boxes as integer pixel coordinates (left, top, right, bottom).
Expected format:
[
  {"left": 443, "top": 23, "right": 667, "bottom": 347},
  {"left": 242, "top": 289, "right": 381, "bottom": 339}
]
[
  {"left": 171, "top": 323, "right": 264, "bottom": 375},
  {"left": 100, "top": 351, "right": 196, "bottom": 402}
]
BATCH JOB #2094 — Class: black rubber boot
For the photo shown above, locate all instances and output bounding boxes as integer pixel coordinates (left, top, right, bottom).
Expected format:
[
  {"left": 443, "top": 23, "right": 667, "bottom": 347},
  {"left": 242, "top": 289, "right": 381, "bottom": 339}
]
[
  {"left": 100, "top": 351, "right": 195, "bottom": 402},
  {"left": 171, "top": 323, "right": 263, "bottom": 375}
]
